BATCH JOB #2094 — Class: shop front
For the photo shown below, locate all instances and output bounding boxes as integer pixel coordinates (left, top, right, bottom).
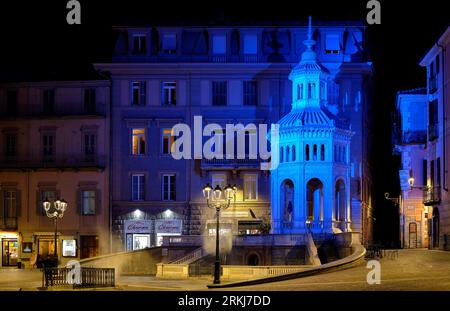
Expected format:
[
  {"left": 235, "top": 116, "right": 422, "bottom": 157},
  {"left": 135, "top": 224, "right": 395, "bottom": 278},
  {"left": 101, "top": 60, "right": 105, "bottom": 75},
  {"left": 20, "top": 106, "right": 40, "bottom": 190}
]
[
  {"left": 124, "top": 219, "right": 153, "bottom": 251},
  {"left": 155, "top": 219, "right": 183, "bottom": 246},
  {"left": 1, "top": 232, "right": 19, "bottom": 267}
]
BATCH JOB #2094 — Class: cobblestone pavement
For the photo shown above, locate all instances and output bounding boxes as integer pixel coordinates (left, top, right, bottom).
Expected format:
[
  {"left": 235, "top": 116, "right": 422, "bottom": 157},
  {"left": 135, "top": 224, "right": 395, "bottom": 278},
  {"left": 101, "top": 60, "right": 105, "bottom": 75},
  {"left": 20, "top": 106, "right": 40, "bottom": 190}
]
[{"left": 1, "top": 249, "right": 450, "bottom": 291}]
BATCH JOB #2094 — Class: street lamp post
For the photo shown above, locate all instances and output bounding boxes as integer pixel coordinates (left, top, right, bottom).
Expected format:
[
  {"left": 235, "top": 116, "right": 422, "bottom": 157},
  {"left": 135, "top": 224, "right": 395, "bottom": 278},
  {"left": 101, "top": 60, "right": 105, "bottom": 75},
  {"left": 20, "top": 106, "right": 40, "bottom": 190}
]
[
  {"left": 202, "top": 183, "right": 236, "bottom": 284},
  {"left": 42, "top": 198, "right": 68, "bottom": 264}
]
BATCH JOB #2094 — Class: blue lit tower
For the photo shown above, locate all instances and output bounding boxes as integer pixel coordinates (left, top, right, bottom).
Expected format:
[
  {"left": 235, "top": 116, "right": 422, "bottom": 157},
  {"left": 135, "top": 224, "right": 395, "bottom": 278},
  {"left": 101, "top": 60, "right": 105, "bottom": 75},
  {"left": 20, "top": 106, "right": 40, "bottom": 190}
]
[{"left": 271, "top": 17, "right": 353, "bottom": 235}]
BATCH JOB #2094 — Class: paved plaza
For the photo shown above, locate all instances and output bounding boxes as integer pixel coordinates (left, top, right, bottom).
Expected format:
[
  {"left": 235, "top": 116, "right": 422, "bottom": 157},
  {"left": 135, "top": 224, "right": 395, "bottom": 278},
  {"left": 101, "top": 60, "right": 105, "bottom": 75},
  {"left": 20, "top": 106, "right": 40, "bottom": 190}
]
[{"left": 1, "top": 249, "right": 450, "bottom": 291}]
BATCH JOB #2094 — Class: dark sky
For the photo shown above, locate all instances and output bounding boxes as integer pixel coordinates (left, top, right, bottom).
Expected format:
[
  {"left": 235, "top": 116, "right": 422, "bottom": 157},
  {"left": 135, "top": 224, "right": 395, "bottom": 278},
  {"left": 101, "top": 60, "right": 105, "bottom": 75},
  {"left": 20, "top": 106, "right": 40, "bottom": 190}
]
[{"left": 0, "top": 0, "right": 448, "bottom": 245}]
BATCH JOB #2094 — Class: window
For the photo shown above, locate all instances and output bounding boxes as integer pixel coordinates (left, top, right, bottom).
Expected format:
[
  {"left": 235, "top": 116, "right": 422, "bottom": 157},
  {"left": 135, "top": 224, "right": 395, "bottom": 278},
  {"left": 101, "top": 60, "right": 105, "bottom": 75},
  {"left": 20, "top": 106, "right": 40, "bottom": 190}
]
[
  {"left": 132, "top": 174, "right": 145, "bottom": 201},
  {"left": 212, "top": 174, "right": 227, "bottom": 189},
  {"left": 243, "top": 34, "right": 257, "bottom": 54},
  {"left": 81, "top": 190, "right": 96, "bottom": 215},
  {"left": 131, "top": 81, "right": 146, "bottom": 106},
  {"left": 244, "top": 175, "right": 258, "bottom": 201},
  {"left": 162, "top": 174, "right": 176, "bottom": 201},
  {"left": 162, "top": 129, "right": 175, "bottom": 155},
  {"left": 5, "top": 133, "right": 17, "bottom": 157},
  {"left": 84, "top": 89, "right": 96, "bottom": 114},
  {"left": 4, "top": 190, "right": 17, "bottom": 218},
  {"left": 436, "top": 55, "right": 440, "bottom": 74},
  {"left": 131, "top": 128, "right": 146, "bottom": 155},
  {"left": 43, "top": 90, "right": 55, "bottom": 114},
  {"left": 423, "top": 159, "right": 427, "bottom": 187},
  {"left": 162, "top": 82, "right": 177, "bottom": 106},
  {"left": 212, "top": 81, "right": 227, "bottom": 106},
  {"left": 286, "top": 146, "right": 290, "bottom": 162},
  {"left": 437, "top": 157, "right": 441, "bottom": 187},
  {"left": 325, "top": 34, "right": 340, "bottom": 54},
  {"left": 313, "top": 144, "right": 317, "bottom": 161},
  {"left": 133, "top": 34, "right": 147, "bottom": 54},
  {"left": 40, "top": 189, "right": 57, "bottom": 215},
  {"left": 42, "top": 134, "right": 55, "bottom": 161},
  {"left": 430, "top": 160, "right": 435, "bottom": 188},
  {"left": 305, "top": 144, "right": 310, "bottom": 161},
  {"left": 321, "top": 144, "right": 325, "bottom": 161},
  {"left": 162, "top": 33, "right": 177, "bottom": 54},
  {"left": 212, "top": 34, "right": 226, "bottom": 54},
  {"left": 292, "top": 145, "right": 296, "bottom": 161},
  {"left": 243, "top": 80, "right": 257, "bottom": 106},
  {"left": 320, "top": 82, "right": 326, "bottom": 100},
  {"left": 297, "top": 84, "right": 303, "bottom": 100},
  {"left": 308, "top": 83, "right": 312, "bottom": 99},
  {"left": 429, "top": 100, "right": 439, "bottom": 140},
  {"left": 6, "top": 90, "right": 17, "bottom": 115},
  {"left": 280, "top": 147, "right": 284, "bottom": 163},
  {"left": 84, "top": 133, "right": 96, "bottom": 160}
]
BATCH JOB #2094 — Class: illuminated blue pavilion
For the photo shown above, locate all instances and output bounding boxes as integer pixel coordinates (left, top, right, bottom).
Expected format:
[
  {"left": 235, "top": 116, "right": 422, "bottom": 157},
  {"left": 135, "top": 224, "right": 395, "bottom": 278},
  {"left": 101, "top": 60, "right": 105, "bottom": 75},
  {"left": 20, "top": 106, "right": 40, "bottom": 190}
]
[{"left": 271, "top": 17, "right": 354, "bottom": 235}]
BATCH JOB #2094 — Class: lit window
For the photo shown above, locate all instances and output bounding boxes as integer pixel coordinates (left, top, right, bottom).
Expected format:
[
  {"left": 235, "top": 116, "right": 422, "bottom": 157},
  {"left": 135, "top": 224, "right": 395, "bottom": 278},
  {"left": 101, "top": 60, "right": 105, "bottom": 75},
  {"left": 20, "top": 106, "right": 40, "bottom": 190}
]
[
  {"left": 243, "top": 34, "right": 257, "bottom": 54},
  {"left": 212, "top": 34, "right": 226, "bottom": 54},
  {"left": 162, "top": 82, "right": 177, "bottom": 105},
  {"left": 162, "top": 129, "right": 175, "bottom": 155},
  {"left": 244, "top": 175, "right": 258, "bottom": 201},
  {"left": 162, "top": 33, "right": 177, "bottom": 54},
  {"left": 131, "top": 81, "right": 146, "bottom": 106},
  {"left": 133, "top": 34, "right": 147, "bottom": 54},
  {"left": 132, "top": 128, "right": 146, "bottom": 155},
  {"left": 162, "top": 174, "right": 176, "bottom": 201},
  {"left": 132, "top": 174, "right": 145, "bottom": 201},
  {"left": 81, "top": 190, "right": 96, "bottom": 215}
]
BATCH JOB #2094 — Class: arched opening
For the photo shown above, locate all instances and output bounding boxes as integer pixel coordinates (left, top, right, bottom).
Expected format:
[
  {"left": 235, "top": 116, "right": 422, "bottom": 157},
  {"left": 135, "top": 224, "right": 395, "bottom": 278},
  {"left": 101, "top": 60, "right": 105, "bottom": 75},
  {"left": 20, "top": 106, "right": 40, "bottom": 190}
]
[
  {"left": 313, "top": 144, "right": 317, "bottom": 161},
  {"left": 308, "top": 83, "right": 312, "bottom": 99},
  {"left": 312, "top": 83, "right": 316, "bottom": 99},
  {"left": 305, "top": 144, "right": 310, "bottom": 161},
  {"left": 292, "top": 145, "right": 296, "bottom": 161},
  {"left": 320, "top": 144, "right": 325, "bottom": 161},
  {"left": 247, "top": 253, "right": 260, "bottom": 266},
  {"left": 286, "top": 146, "right": 290, "bottom": 162},
  {"left": 335, "top": 180, "right": 346, "bottom": 223},
  {"left": 281, "top": 179, "right": 294, "bottom": 224},
  {"left": 307, "top": 178, "right": 324, "bottom": 221},
  {"left": 432, "top": 207, "right": 440, "bottom": 248}
]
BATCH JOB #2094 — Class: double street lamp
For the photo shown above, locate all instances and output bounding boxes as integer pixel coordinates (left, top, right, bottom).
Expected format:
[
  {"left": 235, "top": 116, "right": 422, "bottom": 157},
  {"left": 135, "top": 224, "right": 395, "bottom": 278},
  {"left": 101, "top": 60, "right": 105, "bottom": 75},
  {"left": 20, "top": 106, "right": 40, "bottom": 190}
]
[
  {"left": 42, "top": 198, "right": 68, "bottom": 263},
  {"left": 202, "top": 183, "right": 236, "bottom": 284}
]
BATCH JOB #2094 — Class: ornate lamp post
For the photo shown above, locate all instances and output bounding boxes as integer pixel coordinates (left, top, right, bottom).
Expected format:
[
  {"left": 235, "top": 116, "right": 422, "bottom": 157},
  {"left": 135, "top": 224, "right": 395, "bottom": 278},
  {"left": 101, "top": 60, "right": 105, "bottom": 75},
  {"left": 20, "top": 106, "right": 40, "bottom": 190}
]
[
  {"left": 202, "top": 183, "right": 236, "bottom": 284},
  {"left": 42, "top": 198, "right": 68, "bottom": 263}
]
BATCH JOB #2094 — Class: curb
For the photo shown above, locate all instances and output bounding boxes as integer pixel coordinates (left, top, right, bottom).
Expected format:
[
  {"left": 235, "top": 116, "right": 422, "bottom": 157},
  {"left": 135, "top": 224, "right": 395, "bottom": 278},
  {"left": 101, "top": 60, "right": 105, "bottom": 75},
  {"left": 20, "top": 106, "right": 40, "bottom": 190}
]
[{"left": 207, "top": 244, "right": 366, "bottom": 288}]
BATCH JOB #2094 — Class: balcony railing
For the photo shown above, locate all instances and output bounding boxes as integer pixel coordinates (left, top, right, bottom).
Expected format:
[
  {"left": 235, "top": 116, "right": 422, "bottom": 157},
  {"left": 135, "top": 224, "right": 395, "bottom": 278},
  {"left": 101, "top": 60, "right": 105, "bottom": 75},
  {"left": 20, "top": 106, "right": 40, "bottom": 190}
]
[
  {"left": 200, "top": 156, "right": 262, "bottom": 170},
  {"left": 423, "top": 186, "right": 441, "bottom": 206},
  {"left": 0, "top": 155, "right": 106, "bottom": 170},
  {"left": 401, "top": 130, "right": 427, "bottom": 144}
]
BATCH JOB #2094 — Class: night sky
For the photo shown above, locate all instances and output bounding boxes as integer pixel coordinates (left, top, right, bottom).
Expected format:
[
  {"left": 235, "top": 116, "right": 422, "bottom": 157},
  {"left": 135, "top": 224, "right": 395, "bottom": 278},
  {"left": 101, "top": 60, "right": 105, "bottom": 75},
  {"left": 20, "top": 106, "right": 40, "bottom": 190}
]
[{"left": 0, "top": 0, "right": 448, "bottom": 246}]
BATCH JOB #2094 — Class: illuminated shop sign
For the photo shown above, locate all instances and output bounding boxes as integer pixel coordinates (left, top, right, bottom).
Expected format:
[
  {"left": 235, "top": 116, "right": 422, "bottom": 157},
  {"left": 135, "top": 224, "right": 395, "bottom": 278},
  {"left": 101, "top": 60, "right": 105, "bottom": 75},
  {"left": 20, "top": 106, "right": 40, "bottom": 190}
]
[
  {"left": 62, "top": 239, "right": 77, "bottom": 257},
  {"left": 155, "top": 219, "right": 182, "bottom": 234},
  {"left": 124, "top": 220, "right": 153, "bottom": 234}
]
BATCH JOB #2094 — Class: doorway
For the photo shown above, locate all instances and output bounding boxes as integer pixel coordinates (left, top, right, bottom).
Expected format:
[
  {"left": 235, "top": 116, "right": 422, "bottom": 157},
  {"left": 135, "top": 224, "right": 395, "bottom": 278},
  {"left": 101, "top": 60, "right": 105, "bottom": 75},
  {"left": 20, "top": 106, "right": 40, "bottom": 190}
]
[
  {"left": 2, "top": 239, "right": 18, "bottom": 267},
  {"left": 432, "top": 207, "right": 440, "bottom": 249},
  {"left": 247, "top": 253, "right": 260, "bottom": 266},
  {"left": 409, "top": 222, "right": 418, "bottom": 248}
]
